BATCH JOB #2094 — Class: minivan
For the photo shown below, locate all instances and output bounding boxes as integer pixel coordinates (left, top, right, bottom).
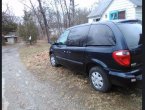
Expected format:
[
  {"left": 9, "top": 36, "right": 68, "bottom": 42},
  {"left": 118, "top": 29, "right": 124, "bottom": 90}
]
[{"left": 49, "top": 19, "right": 142, "bottom": 92}]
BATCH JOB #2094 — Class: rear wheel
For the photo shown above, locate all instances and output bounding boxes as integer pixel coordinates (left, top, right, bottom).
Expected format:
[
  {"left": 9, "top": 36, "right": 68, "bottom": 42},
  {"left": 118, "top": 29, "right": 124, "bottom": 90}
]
[
  {"left": 50, "top": 54, "right": 58, "bottom": 67},
  {"left": 89, "top": 66, "right": 111, "bottom": 92}
]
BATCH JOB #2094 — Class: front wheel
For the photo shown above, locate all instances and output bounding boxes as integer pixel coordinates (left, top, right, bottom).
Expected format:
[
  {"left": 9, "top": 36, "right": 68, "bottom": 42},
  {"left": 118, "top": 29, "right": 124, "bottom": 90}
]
[
  {"left": 89, "top": 66, "right": 111, "bottom": 92},
  {"left": 50, "top": 54, "right": 58, "bottom": 67}
]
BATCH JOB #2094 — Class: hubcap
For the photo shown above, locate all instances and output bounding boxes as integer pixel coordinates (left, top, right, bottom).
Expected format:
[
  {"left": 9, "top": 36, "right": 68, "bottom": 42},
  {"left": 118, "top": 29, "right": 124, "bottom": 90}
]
[
  {"left": 91, "top": 72, "right": 103, "bottom": 89},
  {"left": 50, "top": 55, "right": 56, "bottom": 66}
]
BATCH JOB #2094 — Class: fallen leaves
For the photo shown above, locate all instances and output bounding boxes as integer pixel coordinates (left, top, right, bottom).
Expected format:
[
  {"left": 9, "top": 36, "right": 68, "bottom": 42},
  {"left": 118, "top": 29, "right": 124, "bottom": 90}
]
[{"left": 19, "top": 41, "right": 142, "bottom": 110}]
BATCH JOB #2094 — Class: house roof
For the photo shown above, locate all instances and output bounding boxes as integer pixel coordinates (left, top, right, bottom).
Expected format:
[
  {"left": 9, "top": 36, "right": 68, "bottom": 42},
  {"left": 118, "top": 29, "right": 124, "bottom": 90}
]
[
  {"left": 130, "top": 0, "right": 142, "bottom": 6},
  {"left": 4, "top": 35, "right": 17, "bottom": 38},
  {"left": 88, "top": 0, "right": 142, "bottom": 18},
  {"left": 87, "top": 0, "right": 113, "bottom": 18}
]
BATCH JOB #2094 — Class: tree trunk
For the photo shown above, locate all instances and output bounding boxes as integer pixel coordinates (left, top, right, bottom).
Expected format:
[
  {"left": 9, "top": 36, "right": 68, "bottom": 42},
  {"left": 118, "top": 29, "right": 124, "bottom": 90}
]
[
  {"left": 64, "top": 0, "right": 71, "bottom": 27},
  {"left": 59, "top": 0, "right": 65, "bottom": 29},
  {"left": 37, "top": 0, "right": 50, "bottom": 42},
  {"left": 54, "top": 0, "right": 61, "bottom": 35},
  {"left": 29, "top": 0, "right": 45, "bottom": 39},
  {"left": 71, "top": 0, "right": 75, "bottom": 26}
]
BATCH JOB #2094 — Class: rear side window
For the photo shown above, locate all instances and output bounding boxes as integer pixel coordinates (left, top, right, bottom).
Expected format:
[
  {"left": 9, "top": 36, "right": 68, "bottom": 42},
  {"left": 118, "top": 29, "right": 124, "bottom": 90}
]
[
  {"left": 117, "top": 23, "right": 142, "bottom": 49},
  {"left": 87, "top": 24, "right": 116, "bottom": 46},
  {"left": 67, "top": 25, "right": 90, "bottom": 46}
]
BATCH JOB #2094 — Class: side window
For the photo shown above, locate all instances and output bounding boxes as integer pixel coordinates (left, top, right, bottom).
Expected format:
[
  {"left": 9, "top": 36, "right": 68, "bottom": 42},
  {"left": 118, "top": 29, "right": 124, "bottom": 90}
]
[
  {"left": 87, "top": 24, "right": 116, "bottom": 46},
  {"left": 57, "top": 30, "right": 70, "bottom": 45},
  {"left": 67, "top": 25, "right": 90, "bottom": 46}
]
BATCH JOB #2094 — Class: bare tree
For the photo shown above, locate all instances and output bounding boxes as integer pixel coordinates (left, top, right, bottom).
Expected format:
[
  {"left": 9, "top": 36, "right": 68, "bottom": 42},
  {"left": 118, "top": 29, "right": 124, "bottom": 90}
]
[
  {"left": 74, "top": 8, "right": 90, "bottom": 25},
  {"left": 63, "top": 0, "right": 71, "bottom": 27},
  {"left": 18, "top": 0, "right": 91, "bottom": 42},
  {"left": 2, "top": 4, "right": 19, "bottom": 35},
  {"left": 59, "top": 0, "right": 65, "bottom": 28},
  {"left": 52, "top": 0, "right": 62, "bottom": 35},
  {"left": 37, "top": 0, "right": 50, "bottom": 42},
  {"left": 71, "top": 0, "right": 75, "bottom": 25},
  {"left": 29, "top": 0, "right": 44, "bottom": 38}
]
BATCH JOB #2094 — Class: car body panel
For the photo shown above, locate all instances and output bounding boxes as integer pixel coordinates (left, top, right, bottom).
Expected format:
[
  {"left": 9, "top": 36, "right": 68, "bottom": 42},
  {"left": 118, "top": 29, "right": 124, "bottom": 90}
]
[{"left": 49, "top": 20, "right": 142, "bottom": 86}]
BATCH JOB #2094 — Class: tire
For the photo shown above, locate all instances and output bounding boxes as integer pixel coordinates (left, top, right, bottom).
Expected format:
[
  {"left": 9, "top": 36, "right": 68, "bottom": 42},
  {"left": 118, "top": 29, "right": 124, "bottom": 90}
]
[
  {"left": 50, "top": 54, "right": 58, "bottom": 67},
  {"left": 89, "top": 66, "right": 111, "bottom": 92}
]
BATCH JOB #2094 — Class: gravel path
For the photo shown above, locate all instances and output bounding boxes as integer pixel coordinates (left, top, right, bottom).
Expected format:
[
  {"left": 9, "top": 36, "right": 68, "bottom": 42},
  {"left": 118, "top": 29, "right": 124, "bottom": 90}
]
[
  {"left": 2, "top": 43, "right": 142, "bottom": 110},
  {"left": 2, "top": 44, "right": 89, "bottom": 110}
]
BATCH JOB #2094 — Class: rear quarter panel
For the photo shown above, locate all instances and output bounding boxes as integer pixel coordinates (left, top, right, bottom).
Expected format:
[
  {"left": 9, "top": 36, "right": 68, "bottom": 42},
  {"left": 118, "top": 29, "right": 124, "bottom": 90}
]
[{"left": 85, "top": 22, "right": 132, "bottom": 72}]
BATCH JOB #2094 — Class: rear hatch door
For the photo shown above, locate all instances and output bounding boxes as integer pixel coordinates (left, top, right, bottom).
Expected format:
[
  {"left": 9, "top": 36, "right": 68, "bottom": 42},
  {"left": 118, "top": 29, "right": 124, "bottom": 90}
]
[{"left": 117, "top": 21, "right": 142, "bottom": 69}]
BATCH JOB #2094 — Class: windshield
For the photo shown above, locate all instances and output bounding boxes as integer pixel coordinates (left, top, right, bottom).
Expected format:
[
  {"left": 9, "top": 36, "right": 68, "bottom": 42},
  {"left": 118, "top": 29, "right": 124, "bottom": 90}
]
[{"left": 117, "top": 22, "right": 142, "bottom": 49}]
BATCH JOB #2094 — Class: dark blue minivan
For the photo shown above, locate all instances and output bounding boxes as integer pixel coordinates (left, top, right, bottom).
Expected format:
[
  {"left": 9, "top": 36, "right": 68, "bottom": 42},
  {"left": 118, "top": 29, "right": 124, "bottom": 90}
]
[{"left": 49, "top": 20, "right": 142, "bottom": 92}]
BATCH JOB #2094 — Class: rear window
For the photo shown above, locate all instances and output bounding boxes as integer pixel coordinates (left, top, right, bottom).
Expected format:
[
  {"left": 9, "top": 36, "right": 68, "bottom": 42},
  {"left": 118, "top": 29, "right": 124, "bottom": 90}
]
[{"left": 117, "top": 23, "right": 142, "bottom": 49}]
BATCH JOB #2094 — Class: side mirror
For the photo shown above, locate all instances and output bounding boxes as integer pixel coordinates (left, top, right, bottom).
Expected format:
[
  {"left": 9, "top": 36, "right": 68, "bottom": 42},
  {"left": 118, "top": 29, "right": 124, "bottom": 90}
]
[
  {"left": 52, "top": 41, "right": 60, "bottom": 45},
  {"left": 48, "top": 41, "right": 57, "bottom": 45}
]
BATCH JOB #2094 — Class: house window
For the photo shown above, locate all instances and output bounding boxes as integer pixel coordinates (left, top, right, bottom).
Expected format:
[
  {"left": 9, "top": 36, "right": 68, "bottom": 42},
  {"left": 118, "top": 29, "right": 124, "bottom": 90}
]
[
  {"left": 109, "top": 10, "right": 126, "bottom": 20},
  {"left": 118, "top": 11, "right": 125, "bottom": 19},
  {"left": 93, "top": 18, "right": 100, "bottom": 22}
]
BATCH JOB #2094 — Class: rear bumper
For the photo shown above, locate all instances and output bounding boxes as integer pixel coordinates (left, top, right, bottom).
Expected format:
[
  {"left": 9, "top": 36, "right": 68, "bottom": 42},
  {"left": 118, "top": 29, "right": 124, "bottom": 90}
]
[{"left": 107, "top": 68, "right": 142, "bottom": 86}]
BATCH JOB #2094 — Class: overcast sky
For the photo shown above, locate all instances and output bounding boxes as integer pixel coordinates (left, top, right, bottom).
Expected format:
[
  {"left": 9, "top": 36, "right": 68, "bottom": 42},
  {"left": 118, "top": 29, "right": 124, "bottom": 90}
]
[{"left": 2, "top": 0, "right": 97, "bottom": 17}]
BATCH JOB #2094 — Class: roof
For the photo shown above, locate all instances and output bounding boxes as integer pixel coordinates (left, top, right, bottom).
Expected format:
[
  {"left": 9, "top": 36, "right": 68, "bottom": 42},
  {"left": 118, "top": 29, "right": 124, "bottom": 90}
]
[
  {"left": 130, "top": 0, "right": 142, "bottom": 6},
  {"left": 88, "top": 0, "right": 142, "bottom": 18},
  {"left": 4, "top": 35, "right": 17, "bottom": 38},
  {"left": 88, "top": 0, "right": 113, "bottom": 18}
]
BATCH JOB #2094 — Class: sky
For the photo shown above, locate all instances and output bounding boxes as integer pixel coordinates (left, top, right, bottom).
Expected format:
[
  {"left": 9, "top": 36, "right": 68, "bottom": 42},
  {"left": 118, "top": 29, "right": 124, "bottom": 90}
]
[{"left": 2, "top": 0, "right": 97, "bottom": 17}]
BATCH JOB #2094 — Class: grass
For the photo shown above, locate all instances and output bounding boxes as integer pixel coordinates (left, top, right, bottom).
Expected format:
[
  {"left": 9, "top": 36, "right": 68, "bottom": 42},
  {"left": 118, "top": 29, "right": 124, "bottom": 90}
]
[{"left": 19, "top": 40, "right": 142, "bottom": 110}]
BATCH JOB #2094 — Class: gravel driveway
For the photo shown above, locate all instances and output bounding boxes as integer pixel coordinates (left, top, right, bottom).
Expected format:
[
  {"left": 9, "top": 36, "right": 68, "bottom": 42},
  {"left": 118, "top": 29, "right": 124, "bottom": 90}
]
[{"left": 2, "top": 43, "right": 142, "bottom": 110}]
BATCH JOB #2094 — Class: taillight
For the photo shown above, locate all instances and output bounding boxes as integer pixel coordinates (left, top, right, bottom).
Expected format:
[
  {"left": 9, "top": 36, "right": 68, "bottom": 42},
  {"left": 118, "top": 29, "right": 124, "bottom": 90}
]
[{"left": 112, "top": 50, "right": 130, "bottom": 67}]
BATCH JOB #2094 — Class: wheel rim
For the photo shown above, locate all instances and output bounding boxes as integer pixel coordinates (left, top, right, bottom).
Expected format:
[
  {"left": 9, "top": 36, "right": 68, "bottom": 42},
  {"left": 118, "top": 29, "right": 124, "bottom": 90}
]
[
  {"left": 50, "top": 55, "right": 56, "bottom": 66},
  {"left": 91, "top": 72, "right": 103, "bottom": 89}
]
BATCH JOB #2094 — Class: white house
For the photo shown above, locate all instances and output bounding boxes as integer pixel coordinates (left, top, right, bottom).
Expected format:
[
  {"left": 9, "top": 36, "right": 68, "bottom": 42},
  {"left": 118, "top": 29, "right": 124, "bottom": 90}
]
[{"left": 88, "top": 0, "right": 142, "bottom": 23}]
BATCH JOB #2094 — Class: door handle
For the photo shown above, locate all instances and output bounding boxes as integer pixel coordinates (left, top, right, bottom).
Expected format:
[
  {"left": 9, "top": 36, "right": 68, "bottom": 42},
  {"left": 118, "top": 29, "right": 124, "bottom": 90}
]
[
  {"left": 64, "top": 51, "right": 71, "bottom": 53},
  {"left": 67, "top": 51, "right": 71, "bottom": 53}
]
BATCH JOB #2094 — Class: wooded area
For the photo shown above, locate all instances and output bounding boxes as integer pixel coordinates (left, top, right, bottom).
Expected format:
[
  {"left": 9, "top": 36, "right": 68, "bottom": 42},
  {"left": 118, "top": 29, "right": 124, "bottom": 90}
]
[{"left": 2, "top": 0, "right": 92, "bottom": 43}]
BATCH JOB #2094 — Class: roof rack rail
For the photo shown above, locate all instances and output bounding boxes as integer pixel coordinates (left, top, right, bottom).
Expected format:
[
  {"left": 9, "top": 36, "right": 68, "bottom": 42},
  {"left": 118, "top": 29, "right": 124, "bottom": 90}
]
[{"left": 112, "top": 19, "right": 141, "bottom": 24}]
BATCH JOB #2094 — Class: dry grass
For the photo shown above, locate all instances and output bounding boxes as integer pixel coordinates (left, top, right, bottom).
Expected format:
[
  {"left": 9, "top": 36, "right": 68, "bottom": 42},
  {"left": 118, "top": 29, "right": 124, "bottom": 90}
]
[{"left": 19, "top": 40, "right": 142, "bottom": 110}]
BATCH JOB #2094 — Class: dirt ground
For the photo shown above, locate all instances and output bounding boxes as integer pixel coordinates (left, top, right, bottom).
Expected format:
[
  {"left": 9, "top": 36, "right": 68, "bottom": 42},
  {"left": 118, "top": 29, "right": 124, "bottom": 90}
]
[{"left": 19, "top": 40, "right": 142, "bottom": 110}]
